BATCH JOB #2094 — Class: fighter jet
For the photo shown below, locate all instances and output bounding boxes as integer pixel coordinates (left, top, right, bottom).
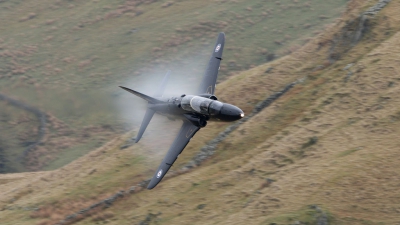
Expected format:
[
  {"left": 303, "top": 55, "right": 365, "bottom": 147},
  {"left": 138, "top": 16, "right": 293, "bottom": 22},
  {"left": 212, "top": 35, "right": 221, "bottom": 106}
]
[{"left": 120, "top": 32, "right": 244, "bottom": 189}]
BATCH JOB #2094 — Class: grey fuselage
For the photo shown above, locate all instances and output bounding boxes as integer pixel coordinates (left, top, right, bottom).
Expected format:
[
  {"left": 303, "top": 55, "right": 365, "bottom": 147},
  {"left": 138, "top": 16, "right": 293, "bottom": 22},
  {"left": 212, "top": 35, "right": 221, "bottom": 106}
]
[{"left": 149, "top": 94, "right": 244, "bottom": 127}]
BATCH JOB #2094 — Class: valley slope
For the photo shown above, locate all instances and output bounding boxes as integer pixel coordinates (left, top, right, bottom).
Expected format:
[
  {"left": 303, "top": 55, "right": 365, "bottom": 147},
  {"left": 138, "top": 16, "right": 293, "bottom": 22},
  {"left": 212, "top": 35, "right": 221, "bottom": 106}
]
[{"left": 2, "top": 0, "right": 400, "bottom": 225}]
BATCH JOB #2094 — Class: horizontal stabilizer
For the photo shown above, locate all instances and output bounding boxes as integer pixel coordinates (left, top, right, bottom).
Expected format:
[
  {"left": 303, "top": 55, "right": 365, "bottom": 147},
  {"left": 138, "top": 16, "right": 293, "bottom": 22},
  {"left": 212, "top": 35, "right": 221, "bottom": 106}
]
[{"left": 119, "top": 86, "right": 164, "bottom": 104}]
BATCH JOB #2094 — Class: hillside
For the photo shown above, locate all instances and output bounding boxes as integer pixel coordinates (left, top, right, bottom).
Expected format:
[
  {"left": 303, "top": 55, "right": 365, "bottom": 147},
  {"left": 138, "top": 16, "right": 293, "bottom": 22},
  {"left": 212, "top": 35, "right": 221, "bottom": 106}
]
[
  {"left": 0, "top": 0, "right": 347, "bottom": 173},
  {"left": 2, "top": 0, "right": 400, "bottom": 225}
]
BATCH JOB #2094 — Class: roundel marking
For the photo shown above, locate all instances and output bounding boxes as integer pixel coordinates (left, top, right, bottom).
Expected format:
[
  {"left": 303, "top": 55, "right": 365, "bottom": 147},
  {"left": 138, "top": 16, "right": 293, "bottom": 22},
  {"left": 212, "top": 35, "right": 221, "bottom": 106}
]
[
  {"left": 156, "top": 169, "right": 163, "bottom": 178},
  {"left": 215, "top": 44, "right": 221, "bottom": 52}
]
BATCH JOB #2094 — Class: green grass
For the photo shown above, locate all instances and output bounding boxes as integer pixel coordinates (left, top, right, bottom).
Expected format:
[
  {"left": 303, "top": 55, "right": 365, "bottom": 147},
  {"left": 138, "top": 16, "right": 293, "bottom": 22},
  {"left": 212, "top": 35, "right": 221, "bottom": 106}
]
[{"left": 44, "top": 139, "right": 104, "bottom": 171}]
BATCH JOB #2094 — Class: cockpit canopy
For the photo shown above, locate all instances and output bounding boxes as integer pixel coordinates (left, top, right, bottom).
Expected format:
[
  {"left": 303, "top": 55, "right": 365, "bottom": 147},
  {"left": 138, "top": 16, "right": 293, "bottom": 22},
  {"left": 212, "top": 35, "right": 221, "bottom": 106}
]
[{"left": 181, "top": 95, "right": 223, "bottom": 116}]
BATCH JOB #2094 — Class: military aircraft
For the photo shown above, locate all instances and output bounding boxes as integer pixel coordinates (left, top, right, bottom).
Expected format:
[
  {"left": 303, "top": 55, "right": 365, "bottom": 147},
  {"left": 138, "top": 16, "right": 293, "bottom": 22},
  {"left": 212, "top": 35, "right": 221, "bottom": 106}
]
[{"left": 120, "top": 32, "right": 244, "bottom": 189}]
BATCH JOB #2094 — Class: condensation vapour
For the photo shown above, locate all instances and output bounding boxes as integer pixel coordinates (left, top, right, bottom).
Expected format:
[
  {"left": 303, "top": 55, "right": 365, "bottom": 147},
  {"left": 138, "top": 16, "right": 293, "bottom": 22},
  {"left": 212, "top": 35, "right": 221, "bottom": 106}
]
[{"left": 114, "top": 53, "right": 210, "bottom": 160}]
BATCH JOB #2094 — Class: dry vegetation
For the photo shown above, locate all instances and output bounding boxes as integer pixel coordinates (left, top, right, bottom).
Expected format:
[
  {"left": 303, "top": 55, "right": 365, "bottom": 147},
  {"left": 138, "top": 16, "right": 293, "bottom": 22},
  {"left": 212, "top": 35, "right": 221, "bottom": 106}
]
[{"left": 4, "top": 0, "right": 400, "bottom": 225}]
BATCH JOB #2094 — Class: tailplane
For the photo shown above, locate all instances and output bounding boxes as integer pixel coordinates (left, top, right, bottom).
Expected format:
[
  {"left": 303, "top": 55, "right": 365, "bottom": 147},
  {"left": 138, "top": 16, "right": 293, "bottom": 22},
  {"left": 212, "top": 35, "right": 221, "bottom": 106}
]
[
  {"left": 119, "top": 70, "right": 171, "bottom": 143},
  {"left": 119, "top": 86, "right": 164, "bottom": 104}
]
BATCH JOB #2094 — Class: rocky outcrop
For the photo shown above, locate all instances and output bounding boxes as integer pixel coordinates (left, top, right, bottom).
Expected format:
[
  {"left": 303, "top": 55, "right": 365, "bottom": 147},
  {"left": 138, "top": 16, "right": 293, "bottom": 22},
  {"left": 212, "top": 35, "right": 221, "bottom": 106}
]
[
  {"left": 310, "top": 205, "right": 329, "bottom": 225},
  {"left": 329, "top": 0, "right": 392, "bottom": 62},
  {"left": 54, "top": 191, "right": 126, "bottom": 225},
  {"left": 363, "top": 0, "right": 391, "bottom": 16}
]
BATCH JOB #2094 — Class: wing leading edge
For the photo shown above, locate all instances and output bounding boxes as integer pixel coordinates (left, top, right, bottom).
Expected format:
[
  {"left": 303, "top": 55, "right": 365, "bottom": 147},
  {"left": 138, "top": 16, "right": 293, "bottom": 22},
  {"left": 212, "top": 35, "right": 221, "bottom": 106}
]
[
  {"left": 147, "top": 121, "right": 200, "bottom": 189},
  {"left": 197, "top": 32, "right": 225, "bottom": 95}
]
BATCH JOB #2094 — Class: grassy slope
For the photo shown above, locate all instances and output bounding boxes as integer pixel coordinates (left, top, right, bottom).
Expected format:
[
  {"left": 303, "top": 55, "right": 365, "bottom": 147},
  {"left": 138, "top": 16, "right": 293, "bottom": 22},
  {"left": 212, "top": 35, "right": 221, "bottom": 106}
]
[
  {"left": 118, "top": 1, "right": 400, "bottom": 222},
  {"left": 2, "top": 1, "right": 400, "bottom": 224},
  {"left": 0, "top": 0, "right": 347, "bottom": 172},
  {"left": 1, "top": 1, "right": 400, "bottom": 224}
]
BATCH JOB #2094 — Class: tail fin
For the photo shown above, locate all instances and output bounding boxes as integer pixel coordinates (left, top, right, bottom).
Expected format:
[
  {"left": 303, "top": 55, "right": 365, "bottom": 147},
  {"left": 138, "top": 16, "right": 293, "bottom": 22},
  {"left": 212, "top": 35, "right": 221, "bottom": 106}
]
[
  {"left": 119, "top": 86, "right": 164, "bottom": 104},
  {"left": 135, "top": 108, "right": 155, "bottom": 143},
  {"left": 120, "top": 71, "right": 171, "bottom": 143},
  {"left": 154, "top": 70, "right": 171, "bottom": 97}
]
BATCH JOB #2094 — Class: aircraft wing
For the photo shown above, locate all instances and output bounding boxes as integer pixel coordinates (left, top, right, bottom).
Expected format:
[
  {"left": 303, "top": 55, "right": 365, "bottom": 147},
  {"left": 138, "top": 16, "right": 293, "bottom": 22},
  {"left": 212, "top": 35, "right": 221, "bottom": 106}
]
[
  {"left": 147, "top": 121, "right": 200, "bottom": 189},
  {"left": 197, "top": 32, "right": 225, "bottom": 95}
]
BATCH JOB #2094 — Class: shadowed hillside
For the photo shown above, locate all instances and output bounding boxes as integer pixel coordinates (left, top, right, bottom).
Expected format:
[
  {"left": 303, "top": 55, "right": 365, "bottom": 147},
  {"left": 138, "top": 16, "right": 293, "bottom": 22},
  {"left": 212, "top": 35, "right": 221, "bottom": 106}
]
[{"left": 2, "top": 0, "right": 400, "bottom": 225}]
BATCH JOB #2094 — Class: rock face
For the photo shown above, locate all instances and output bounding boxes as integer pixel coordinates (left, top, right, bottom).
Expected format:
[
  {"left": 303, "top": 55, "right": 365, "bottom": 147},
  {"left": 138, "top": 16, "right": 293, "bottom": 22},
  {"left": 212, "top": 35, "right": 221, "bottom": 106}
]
[
  {"left": 329, "top": 0, "right": 392, "bottom": 61},
  {"left": 356, "top": 0, "right": 392, "bottom": 43},
  {"left": 312, "top": 205, "right": 329, "bottom": 225},
  {"left": 354, "top": 0, "right": 392, "bottom": 45},
  {"left": 364, "top": 0, "right": 391, "bottom": 16}
]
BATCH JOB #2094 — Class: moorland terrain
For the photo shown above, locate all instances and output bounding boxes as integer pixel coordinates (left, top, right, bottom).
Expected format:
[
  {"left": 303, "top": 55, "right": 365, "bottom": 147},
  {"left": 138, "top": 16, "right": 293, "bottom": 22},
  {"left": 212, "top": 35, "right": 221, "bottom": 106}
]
[
  {"left": 0, "top": 0, "right": 347, "bottom": 172},
  {"left": 3, "top": 0, "right": 400, "bottom": 225}
]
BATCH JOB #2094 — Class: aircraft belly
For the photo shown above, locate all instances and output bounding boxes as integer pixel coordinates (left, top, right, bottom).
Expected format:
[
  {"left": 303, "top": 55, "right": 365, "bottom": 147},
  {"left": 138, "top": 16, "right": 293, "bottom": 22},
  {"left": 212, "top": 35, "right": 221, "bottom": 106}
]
[
  {"left": 208, "top": 116, "right": 222, "bottom": 122},
  {"left": 154, "top": 108, "right": 187, "bottom": 120}
]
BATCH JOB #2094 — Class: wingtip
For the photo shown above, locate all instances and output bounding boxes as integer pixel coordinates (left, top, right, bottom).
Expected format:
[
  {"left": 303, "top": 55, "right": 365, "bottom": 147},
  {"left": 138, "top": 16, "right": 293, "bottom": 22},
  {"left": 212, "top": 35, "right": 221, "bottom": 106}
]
[
  {"left": 147, "top": 175, "right": 162, "bottom": 189},
  {"left": 147, "top": 181, "right": 158, "bottom": 189},
  {"left": 135, "top": 132, "right": 144, "bottom": 143},
  {"left": 147, "top": 180, "right": 155, "bottom": 189}
]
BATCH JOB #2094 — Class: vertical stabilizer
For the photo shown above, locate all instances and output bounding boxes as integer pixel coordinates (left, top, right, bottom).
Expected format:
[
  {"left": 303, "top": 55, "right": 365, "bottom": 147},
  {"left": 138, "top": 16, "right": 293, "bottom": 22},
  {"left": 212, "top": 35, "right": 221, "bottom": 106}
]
[
  {"left": 120, "top": 70, "right": 171, "bottom": 143},
  {"left": 154, "top": 70, "right": 171, "bottom": 97},
  {"left": 135, "top": 108, "right": 155, "bottom": 143}
]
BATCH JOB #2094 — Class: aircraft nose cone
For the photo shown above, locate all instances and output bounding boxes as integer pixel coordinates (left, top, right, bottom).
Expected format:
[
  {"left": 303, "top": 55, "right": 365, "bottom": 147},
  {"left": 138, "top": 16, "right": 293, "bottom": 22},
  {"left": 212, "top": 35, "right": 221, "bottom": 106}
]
[{"left": 218, "top": 103, "right": 244, "bottom": 121}]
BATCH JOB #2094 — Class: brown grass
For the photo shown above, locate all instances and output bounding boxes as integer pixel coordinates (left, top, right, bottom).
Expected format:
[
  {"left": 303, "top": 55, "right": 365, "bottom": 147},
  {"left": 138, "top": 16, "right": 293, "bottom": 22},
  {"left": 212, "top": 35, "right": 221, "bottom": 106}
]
[{"left": 2, "top": 0, "right": 400, "bottom": 224}]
